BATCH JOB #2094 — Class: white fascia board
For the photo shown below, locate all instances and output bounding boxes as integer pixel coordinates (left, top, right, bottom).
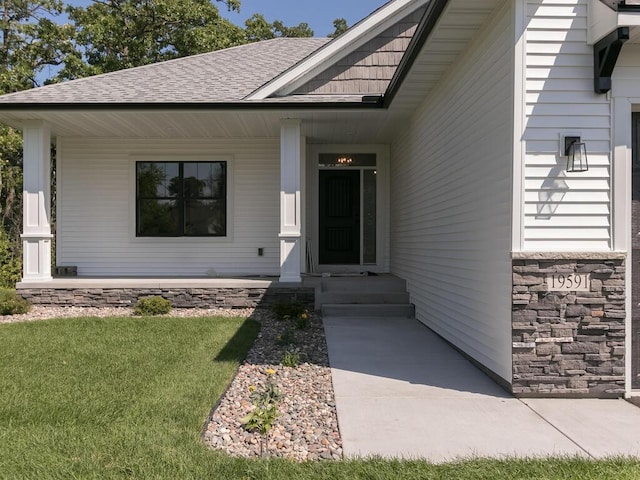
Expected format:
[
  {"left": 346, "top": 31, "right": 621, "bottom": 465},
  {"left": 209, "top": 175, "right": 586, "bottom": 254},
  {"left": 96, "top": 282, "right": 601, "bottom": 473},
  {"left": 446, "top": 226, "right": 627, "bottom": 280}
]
[
  {"left": 589, "top": 0, "right": 640, "bottom": 44},
  {"left": 246, "top": 0, "right": 430, "bottom": 100},
  {"left": 618, "top": 12, "right": 640, "bottom": 25}
]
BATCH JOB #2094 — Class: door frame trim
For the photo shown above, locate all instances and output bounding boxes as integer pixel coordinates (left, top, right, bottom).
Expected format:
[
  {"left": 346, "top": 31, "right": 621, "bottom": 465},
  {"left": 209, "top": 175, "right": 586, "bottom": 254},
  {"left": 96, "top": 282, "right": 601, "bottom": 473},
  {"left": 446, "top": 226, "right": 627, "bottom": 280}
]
[
  {"left": 308, "top": 144, "right": 390, "bottom": 273},
  {"left": 611, "top": 93, "right": 640, "bottom": 394}
]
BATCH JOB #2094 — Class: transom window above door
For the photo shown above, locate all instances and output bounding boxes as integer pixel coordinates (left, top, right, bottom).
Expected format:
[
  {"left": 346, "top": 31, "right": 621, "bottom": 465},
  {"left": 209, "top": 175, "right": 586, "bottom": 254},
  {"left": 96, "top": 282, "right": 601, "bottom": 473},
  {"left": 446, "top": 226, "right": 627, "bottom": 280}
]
[
  {"left": 136, "top": 161, "right": 227, "bottom": 237},
  {"left": 319, "top": 153, "right": 377, "bottom": 168}
]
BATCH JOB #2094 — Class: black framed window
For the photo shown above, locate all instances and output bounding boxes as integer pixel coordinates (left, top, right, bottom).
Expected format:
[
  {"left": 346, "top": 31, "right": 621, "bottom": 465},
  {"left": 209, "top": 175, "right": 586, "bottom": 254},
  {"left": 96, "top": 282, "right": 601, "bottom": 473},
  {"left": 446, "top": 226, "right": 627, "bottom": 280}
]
[{"left": 136, "top": 161, "right": 227, "bottom": 237}]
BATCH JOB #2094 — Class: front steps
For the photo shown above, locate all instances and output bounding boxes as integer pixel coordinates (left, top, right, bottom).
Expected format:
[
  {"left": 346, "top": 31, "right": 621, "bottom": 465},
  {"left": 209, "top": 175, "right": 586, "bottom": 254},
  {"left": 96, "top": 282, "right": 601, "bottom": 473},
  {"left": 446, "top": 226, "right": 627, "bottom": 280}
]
[{"left": 317, "top": 274, "right": 415, "bottom": 318}]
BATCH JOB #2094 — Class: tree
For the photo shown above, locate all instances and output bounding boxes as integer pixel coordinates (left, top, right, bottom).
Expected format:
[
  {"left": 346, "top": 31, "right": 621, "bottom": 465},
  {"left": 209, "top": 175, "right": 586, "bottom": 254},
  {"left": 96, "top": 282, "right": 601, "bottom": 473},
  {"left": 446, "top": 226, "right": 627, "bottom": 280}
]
[
  {"left": 328, "top": 18, "right": 348, "bottom": 38},
  {"left": 64, "top": 0, "right": 247, "bottom": 76},
  {"left": 244, "top": 13, "right": 313, "bottom": 42},
  {"left": 0, "top": 0, "right": 77, "bottom": 91}
]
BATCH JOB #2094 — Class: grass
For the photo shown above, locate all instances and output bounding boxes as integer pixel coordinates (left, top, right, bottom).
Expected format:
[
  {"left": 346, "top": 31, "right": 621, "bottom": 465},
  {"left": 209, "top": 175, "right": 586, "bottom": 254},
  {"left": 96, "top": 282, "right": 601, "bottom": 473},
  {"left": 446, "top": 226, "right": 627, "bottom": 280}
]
[{"left": 1, "top": 316, "right": 639, "bottom": 480}]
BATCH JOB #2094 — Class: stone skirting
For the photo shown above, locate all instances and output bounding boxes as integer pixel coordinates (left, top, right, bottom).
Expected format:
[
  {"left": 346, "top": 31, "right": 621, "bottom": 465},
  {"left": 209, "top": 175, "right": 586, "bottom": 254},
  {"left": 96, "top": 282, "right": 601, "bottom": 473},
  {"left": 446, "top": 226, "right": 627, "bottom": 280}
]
[
  {"left": 18, "top": 287, "right": 314, "bottom": 309},
  {"left": 512, "top": 257, "right": 626, "bottom": 397}
]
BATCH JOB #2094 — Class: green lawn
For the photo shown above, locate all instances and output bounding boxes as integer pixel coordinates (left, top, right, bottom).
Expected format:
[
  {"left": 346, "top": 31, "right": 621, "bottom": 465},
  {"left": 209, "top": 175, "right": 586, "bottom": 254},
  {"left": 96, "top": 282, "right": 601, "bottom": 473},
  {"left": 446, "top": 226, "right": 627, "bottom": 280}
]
[{"left": 1, "top": 316, "right": 639, "bottom": 480}]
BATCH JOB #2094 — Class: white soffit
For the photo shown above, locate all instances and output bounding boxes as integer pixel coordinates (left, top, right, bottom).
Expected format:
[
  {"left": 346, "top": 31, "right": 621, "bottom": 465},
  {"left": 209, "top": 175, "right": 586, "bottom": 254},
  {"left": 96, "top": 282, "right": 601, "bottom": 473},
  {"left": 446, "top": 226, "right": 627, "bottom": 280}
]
[
  {"left": 589, "top": 0, "right": 640, "bottom": 44},
  {"left": 246, "top": 0, "right": 431, "bottom": 100}
]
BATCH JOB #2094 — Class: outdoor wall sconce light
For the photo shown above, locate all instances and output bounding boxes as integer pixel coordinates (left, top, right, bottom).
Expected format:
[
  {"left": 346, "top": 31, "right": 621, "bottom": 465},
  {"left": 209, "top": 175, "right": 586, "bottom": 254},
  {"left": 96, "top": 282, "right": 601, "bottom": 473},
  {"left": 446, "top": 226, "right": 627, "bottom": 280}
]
[{"left": 563, "top": 135, "right": 589, "bottom": 172}]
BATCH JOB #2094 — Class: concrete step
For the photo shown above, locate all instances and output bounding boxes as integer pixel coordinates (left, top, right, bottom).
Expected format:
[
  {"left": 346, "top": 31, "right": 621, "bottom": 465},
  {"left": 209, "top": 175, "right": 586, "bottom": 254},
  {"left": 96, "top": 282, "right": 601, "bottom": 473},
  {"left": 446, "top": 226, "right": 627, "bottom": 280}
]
[
  {"left": 321, "top": 303, "right": 415, "bottom": 318},
  {"left": 321, "top": 275, "right": 407, "bottom": 293},
  {"left": 317, "top": 291, "right": 411, "bottom": 305}
]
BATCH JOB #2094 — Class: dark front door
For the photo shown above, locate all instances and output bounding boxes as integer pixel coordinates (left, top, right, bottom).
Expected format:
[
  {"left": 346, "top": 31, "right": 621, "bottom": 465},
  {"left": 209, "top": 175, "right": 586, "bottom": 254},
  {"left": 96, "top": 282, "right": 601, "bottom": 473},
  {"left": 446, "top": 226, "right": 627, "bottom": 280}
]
[
  {"left": 319, "top": 170, "right": 360, "bottom": 264},
  {"left": 633, "top": 112, "right": 640, "bottom": 389}
]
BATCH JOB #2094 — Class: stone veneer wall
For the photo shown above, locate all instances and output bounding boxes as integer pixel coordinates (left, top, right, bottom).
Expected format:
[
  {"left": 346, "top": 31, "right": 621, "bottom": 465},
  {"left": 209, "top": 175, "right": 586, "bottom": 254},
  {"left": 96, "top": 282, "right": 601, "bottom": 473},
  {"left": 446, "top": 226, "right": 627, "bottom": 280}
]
[
  {"left": 18, "top": 287, "right": 314, "bottom": 309},
  {"left": 512, "top": 254, "right": 626, "bottom": 398}
]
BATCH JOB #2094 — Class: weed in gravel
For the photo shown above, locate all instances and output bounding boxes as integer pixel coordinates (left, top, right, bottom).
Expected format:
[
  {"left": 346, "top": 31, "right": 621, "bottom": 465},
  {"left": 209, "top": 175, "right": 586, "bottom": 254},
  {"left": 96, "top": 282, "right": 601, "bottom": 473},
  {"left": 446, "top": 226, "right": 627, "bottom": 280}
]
[
  {"left": 272, "top": 301, "right": 307, "bottom": 321},
  {"left": 241, "top": 369, "right": 282, "bottom": 457},
  {"left": 275, "top": 329, "right": 296, "bottom": 346},
  {"left": 281, "top": 349, "right": 300, "bottom": 367}
]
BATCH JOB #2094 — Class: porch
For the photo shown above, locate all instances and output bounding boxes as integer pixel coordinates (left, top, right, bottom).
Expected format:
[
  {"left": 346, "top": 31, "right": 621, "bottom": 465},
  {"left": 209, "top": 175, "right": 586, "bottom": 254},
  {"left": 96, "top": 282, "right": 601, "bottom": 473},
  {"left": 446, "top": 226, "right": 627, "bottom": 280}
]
[{"left": 16, "top": 273, "right": 412, "bottom": 312}]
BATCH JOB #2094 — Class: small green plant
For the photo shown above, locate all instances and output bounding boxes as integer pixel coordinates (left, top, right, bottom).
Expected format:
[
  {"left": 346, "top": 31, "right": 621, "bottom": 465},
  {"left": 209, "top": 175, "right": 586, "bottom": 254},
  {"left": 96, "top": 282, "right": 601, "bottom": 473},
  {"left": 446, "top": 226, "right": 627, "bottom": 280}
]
[
  {"left": 281, "top": 349, "right": 300, "bottom": 368},
  {"left": 275, "top": 328, "right": 296, "bottom": 346},
  {"left": 241, "top": 368, "right": 282, "bottom": 457},
  {"left": 294, "top": 311, "right": 309, "bottom": 330},
  {"left": 272, "top": 300, "right": 306, "bottom": 321},
  {"left": 0, "top": 289, "right": 30, "bottom": 315},
  {"left": 133, "top": 296, "right": 172, "bottom": 316}
]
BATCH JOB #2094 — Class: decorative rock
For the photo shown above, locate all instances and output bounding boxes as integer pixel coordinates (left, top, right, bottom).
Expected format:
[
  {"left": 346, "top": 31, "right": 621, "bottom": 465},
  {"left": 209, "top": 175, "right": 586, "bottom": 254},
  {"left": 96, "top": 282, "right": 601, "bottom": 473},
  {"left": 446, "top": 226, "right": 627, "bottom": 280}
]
[
  {"left": 202, "top": 309, "right": 343, "bottom": 461},
  {"left": 562, "top": 342, "right": 600, "bottom": 354}
]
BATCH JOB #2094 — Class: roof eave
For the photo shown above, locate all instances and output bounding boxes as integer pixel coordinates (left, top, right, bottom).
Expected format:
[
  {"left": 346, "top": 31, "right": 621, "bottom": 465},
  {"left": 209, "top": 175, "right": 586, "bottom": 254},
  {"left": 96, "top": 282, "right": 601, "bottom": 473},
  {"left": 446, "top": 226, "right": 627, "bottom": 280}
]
[
  {"left": 382, "top": 0, "right": 450, "bottom": 108},
  {"left": 0, "top": 99, "right": 385, "bottom": 112}
]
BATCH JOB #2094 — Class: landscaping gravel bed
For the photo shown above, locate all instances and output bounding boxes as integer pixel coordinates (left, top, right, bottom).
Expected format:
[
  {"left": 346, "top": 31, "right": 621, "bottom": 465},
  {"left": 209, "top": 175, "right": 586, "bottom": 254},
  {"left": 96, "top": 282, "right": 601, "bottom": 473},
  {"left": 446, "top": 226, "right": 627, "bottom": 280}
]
[
  {"left": 1, "top": 305, "right": 343, "bottom": 461},
  {"left": 203, "top": 308, "right": 343, "bottom": 461}
]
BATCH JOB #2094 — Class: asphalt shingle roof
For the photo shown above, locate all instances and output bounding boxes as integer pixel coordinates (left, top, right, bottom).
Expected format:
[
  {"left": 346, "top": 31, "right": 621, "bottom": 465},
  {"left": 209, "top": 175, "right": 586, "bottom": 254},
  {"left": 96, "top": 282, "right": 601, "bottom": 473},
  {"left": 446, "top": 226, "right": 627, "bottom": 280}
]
[{"left": 0, "top": 38, "right": 330, "bottom": 104}]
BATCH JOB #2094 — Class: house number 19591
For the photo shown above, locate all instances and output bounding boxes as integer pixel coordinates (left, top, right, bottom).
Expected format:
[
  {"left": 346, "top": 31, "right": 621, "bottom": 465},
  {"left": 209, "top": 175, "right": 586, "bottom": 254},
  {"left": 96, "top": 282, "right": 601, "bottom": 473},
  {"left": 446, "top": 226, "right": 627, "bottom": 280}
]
[{"left": 545, "top": 273, "right": 590, "bottom": 292}]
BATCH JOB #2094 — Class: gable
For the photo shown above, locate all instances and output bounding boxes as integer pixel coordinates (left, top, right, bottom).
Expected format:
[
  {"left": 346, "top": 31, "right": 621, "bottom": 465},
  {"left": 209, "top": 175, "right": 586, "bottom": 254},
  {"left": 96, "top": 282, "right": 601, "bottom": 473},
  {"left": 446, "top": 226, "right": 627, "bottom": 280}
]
[{"left": 292, "top": 7, "right": 426, "bottom": 96}]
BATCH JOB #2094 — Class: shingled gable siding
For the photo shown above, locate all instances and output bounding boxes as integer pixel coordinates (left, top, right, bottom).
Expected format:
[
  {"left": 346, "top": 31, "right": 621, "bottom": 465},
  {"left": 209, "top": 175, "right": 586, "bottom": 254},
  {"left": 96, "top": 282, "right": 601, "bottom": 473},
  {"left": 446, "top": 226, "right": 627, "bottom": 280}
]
[
  {"left": 389, "top": 1, "right": 514, "bottom": 381},
  {"left": 293, "top": 7, "right": 425, "bottom": 96},
  {"left": 523, "top": 0, "right": 611, "bottom": 251},
  {"left": 57, "top": 138, "right": 280, "bottom": 277}
]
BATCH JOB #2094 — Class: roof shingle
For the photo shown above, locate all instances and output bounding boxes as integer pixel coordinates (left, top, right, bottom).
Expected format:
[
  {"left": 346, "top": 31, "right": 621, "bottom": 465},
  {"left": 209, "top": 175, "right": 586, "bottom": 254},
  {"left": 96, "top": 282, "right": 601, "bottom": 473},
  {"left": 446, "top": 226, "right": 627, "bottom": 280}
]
[{"left": 0, "top": 38, "right": 330, "bottom": 104}]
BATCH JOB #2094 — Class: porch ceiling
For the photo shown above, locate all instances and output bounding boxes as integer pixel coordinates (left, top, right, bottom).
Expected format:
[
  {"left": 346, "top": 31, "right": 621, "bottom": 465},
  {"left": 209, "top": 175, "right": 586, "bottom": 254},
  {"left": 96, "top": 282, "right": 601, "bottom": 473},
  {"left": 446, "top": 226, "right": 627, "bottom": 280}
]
[{"left": 0, "top": 108, "right": 405, "bottom": 144}]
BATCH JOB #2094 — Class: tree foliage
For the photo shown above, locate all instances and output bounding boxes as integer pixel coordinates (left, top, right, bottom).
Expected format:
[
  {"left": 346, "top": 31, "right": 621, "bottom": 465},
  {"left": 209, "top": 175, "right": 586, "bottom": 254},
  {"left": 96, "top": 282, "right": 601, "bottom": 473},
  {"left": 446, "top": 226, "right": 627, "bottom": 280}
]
[
  {"left": 0, "top": 0, "right": 77, "bottom": 91},
  {"left": 328, "top": 18, "right": 348, "bottom": 38},
  {"left": 64, "top": 0, "right": 246, "bottom": 77},
  {"left": 244, "top": 13, "right": 313, "bottom": 42}
]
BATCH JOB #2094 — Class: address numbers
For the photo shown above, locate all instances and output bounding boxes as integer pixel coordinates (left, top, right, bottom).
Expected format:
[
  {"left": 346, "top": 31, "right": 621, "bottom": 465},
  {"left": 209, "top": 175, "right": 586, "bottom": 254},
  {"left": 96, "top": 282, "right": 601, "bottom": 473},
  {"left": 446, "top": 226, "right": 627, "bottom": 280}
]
[{"left": 545, "top": 273, "right": 590, "bottom": 292}]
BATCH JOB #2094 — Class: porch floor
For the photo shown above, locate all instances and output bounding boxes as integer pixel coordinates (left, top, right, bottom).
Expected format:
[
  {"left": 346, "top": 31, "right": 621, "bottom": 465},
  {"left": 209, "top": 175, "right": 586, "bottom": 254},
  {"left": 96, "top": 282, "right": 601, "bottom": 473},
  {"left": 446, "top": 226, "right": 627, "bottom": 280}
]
[
  {"left": 16, "top": 272, "right": 403, "bottom": 291},
  {"left": 17, "top": 276, "right": 288, "bottom": 290}
]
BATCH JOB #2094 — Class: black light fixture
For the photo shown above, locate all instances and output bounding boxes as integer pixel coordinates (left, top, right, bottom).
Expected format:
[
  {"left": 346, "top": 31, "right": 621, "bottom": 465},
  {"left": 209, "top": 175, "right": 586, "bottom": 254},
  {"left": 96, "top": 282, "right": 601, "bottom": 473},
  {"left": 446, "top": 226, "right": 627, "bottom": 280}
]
[{"left": 564, "top": 136, "right": 588, "bottom": 172}]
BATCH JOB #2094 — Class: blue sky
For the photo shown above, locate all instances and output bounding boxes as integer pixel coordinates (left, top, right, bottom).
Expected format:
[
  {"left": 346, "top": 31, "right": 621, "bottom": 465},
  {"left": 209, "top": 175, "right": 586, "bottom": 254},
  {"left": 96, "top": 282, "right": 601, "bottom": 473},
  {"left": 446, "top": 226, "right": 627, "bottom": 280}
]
[{"left": 219, "top": 0, "right": 387, "bottom": 37}]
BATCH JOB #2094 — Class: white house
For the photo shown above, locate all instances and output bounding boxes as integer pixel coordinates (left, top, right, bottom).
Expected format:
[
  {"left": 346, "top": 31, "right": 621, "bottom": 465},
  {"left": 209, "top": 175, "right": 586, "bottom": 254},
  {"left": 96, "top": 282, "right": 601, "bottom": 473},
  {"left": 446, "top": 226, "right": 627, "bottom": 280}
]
[{"left": 0, "top": 0, "right": 639, "bottom": 398}]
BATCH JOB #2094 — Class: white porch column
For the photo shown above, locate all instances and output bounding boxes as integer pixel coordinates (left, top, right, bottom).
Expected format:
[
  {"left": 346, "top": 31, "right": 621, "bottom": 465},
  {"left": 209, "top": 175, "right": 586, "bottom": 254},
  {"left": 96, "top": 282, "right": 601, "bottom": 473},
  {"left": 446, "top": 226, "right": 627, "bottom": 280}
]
[
  {"left": 279, "top": 119, "right": 303, "bottom": 283},
  {"left": 21, "top": 122, "right": 52, "bottom": 282}
]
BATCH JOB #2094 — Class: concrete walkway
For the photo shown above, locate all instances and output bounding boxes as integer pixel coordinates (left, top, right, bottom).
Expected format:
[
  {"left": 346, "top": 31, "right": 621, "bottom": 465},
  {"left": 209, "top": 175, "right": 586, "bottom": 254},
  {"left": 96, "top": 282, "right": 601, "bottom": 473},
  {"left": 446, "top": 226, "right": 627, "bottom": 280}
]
[{"left": 323, "top": 316, "right": 640, "bottom": 462}]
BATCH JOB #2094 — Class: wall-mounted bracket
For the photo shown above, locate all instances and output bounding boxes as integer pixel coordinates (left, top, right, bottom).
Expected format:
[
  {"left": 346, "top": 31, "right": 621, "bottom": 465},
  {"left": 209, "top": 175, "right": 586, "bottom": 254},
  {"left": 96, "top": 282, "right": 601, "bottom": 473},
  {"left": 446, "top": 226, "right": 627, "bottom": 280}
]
[
  {"left": 594, "top": 27, "right": 630, "bottom": 94},
  {"left": 599, "top": 1, "right": 640, "bottom": 11}
]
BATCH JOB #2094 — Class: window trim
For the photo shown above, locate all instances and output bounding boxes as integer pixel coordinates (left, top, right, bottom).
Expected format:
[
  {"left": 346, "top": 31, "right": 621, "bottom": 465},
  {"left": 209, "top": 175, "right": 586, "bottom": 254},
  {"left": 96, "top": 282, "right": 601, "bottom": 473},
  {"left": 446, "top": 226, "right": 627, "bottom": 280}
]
[{"left": 129, "top": 155, "right": 234, "bottom": 243}]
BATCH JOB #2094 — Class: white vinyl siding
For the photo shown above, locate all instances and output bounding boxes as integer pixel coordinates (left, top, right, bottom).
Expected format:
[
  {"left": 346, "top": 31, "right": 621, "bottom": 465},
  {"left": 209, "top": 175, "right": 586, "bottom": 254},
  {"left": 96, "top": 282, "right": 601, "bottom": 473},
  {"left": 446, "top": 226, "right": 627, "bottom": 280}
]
[
  {"left": 57, "top": 138, "right": 280, "bottom": 276},
  {"left": 389, "top": 1, "right": 514, "bottom": 381},
  {"left": 523, "top": 0, "right": 612, "bottom": 251}
]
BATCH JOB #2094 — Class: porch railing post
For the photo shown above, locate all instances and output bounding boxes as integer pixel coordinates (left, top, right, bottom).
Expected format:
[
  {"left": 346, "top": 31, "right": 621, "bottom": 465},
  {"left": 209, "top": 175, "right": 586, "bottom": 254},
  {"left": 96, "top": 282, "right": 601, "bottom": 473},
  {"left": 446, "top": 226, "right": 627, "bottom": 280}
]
[
  {"left": 21, "top": 121, "right": 53, "bottom": 282},
  {"left": 279, "top": 119, "right": 303, "bottom": 283}
]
